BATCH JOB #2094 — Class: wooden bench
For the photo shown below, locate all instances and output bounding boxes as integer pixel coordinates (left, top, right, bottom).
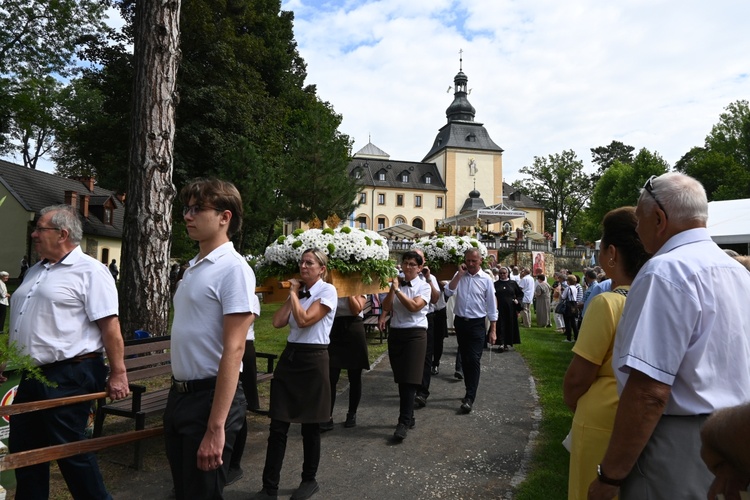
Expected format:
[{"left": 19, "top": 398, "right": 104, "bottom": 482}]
[
  {"left": 93, "top": 335, "right": 276, "bottom": 468},
  {"left": 363, "top": 295, "right": 389, "bottom": 343}
]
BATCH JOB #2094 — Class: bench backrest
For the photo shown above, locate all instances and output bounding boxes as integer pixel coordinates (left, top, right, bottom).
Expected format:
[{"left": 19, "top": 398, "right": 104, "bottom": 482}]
[{"left": 122, "top": 335, "right": 172, "bottom": 382}]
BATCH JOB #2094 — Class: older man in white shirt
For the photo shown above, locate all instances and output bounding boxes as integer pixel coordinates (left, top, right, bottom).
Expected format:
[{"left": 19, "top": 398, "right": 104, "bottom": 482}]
[
  {"left": 588, "top": 173, "right": 750, "bottom": 500},
  {"left": 444, "top": 249, "right": 497, "bottom": 414}
]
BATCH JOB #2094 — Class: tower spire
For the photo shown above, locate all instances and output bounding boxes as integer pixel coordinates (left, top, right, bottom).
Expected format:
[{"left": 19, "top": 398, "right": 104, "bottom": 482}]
[{"left": 459, "top": 48, "right": 463, "bottom": 71}]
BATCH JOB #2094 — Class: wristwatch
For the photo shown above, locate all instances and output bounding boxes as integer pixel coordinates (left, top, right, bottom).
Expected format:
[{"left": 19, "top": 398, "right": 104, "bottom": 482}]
[{"left": 597, "top": 464, "right": 623, "bottom": 486}]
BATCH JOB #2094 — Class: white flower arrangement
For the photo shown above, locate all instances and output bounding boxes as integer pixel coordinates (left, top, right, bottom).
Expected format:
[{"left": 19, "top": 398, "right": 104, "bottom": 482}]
[
  {"left": 255, "top": 226, "right": 396, "bottom": 286},
  {"left": 411, "top": 235, "right": 488, "bottom": 269}
]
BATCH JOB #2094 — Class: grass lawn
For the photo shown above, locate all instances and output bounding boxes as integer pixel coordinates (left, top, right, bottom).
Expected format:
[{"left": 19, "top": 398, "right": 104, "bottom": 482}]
[{"left": 513, "top": 321, "right": 576, "bottom": 499}]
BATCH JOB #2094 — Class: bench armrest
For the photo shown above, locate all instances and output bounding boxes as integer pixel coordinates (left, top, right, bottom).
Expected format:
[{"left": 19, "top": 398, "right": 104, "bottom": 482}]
[{"left": 256, "top": 352, "right": 278, "bottom": 374}]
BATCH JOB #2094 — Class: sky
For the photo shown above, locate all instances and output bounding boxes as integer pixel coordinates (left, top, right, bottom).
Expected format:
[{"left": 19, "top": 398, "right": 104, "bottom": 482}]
[
  {"left": 279, "top": 0, "right": 749, "bottom": 182},
  {"left": 20, "top": 0, "right": 749, "bottom": 181}
]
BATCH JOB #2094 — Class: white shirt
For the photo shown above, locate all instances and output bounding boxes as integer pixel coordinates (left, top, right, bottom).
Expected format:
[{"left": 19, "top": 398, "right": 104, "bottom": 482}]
[
  {"left": 389, "top": 277, "right": 431, "bottom": 329},
  {"left": 246, "top": 294, "right": 261, "bottom": 341},
  {"left": 519, "top": 274, "right": 535, "bottom": 303},
  {"left": 0, "top": 280, "right": 8, "bottom": 306},
  {"left": 287, "top": 279, "right": 337, "bottom": 344},
  {"left": 444, "top": 270, "right": 498, "bottom": 322},
  {"left": 334, "top": 296, "right": 365, "bottom": 318},
  {"left": 171, "top": 242, "right": 258, "bottom": 380},
  {"left": 614, "top": 228, "right": 750, "bottom": 415},
  {"left": 10, "top": 246, "right": 118, "bottom": 365}
]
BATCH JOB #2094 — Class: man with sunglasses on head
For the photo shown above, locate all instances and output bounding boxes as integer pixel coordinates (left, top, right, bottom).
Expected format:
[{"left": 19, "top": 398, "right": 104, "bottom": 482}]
[
  {"left": 9, "top": 204, "right": 130, "bottom": 499},
  {"left": 588, "top": 173, "right": 750, "bottom": 500},
  {"left": 165, "top": 178, "right": 258, "bottom": 499}
]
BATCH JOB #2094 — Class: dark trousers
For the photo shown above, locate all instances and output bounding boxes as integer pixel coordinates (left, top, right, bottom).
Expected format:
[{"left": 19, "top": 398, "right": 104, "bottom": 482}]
[
  {"left": 164, "top": 384, "right": 246, "bottom": 500},
  {"left": 398, "top": 383, "right": 418, "bottom": 425},
  {"left": 262, "top": 419, "right": 321, "bottom": 492},
  {"left": 230, "top": 340, "right": 259, "bottom": 469},
  {"left": 431, "top": 307, "right": 448, "bottom": 368},
  {"left": 10, "top": 357, "right": 111, "bottom": 500},
  {"left": 454, "top": 316, "right": 486, "bottom": 403},
  {"left": 564, "top": 312, "right": 579, "bottom": 341},
  {"left": 417, "top": 313, "right": 435, "bottom": 398},
  {"left": 330, "top": 367, "right": 363, "bottom": 416},
  {"left": 0, "top": 303, "right": 7, "bottom": 332}
]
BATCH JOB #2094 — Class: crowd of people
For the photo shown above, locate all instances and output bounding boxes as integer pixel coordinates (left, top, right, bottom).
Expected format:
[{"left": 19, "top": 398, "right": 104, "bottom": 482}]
[{"left": 4, "top": 173, "right": 750, "bottom": 500}]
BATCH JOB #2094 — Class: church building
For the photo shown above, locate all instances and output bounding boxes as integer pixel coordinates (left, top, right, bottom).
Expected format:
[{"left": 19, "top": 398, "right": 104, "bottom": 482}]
[{"left": 348, "top": 60, "right": 544, "bottom": 236}]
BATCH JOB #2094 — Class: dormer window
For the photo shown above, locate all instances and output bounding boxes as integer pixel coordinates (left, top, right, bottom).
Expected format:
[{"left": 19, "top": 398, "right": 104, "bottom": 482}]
[
  {"left": 424, "top": 175, "right": 432, "bottom": 184},
  {"left": 352, "top": 168, "right": 363, "bottom": 179},
  {"left": 376, "top": 169, "right": 386, "bottom": 181},
  {"left": 466, "top": 134, "right": 477, "bottom": 142},
  {"left": 104, "top": 207, "right": 113, "bottom": 225},
  {"left": 399, "top": 171, "right": 410, "bottom": 183}
]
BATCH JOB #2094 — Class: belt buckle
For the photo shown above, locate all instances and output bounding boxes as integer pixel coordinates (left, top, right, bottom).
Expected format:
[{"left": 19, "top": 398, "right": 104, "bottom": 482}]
[{"left": 174, "top": 380, "right": 189, "bottom": 393}]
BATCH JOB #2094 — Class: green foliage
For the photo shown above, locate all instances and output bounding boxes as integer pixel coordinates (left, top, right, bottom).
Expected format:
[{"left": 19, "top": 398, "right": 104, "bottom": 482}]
[
  {"left": 0, "top": 335, "right": 53, "bottom": 386},
  {"left": 514, "top": 150, "right": 593, "bottom": 244},
  {"left": 580, "top": 148, "right": 669, "bottom": 241},
  {"left": 590, "top": 140, "right": 635, "bottom": 180},
  {"left": 0, "top": 0, "right": 110, "bottom": 160},
  {"left": 675, "top": 100, "right": 750, "bottom": 200}
]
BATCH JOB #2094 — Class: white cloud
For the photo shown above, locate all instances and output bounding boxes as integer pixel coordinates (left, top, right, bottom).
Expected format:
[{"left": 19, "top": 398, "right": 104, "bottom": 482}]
[{"left": 283, "top": 0, "right": 750, "bottom": 180}]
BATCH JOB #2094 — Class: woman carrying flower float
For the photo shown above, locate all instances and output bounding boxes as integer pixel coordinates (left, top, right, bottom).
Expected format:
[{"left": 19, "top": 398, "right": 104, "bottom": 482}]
[
  {"left": 379, "top": 251, "right": 431, "bottom": 442},
  {"left": 255, "top": 248, "right": 337, "bottom": 500}
]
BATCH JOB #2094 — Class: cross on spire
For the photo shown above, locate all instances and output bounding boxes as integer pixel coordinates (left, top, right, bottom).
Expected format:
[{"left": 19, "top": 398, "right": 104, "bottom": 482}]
[{"left": 459, "top": 48, "right": 463, "bottom": 71}]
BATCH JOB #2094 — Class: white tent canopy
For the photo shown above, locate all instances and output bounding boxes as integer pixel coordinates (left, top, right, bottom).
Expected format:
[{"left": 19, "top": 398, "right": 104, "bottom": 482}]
[
  {"left": 707, "top": 198, "right": 750, "bottom": 245},
  {"left": 440, "top": 205, "right": 527, "bottom": 227},
  {"left": 378, "top": 223, "right": 430, "bottom": 240}
]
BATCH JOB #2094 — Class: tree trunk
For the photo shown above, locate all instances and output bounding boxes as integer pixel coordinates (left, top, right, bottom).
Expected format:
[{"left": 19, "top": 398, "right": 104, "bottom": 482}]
[{"left": 120, "top": 1, "right": 181, "bottom": 338}]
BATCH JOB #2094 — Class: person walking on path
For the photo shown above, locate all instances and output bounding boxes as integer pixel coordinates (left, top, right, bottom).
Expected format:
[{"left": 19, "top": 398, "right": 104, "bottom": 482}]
[
  {"left": 533, "top": 274, "right": 551, "bottom": 327},
  {"left": 322, "top": 294, "right": 370, "bottom": 430},
  {"left": 413, "top": 248, "right": 440, "bottom": 409},
  {"left": 379, "top": 251, "right": 430, "bottom": 441},
  {"left": 493, "top": 266, "right": 523, "bottom": 351},
  {"left": 256, "top": 248, "right": 337, "bottom": 500},
  {"left": 518, "top": 268, "right": 534, "bottom": 328},
  {"left": 444, "top": 249, "right": 497, "bottom": 414},
  {"left": 9, "top": 204, "right": 129, "bottom": 499},
  {"left": 164, "top": 179, "right": 257, "bottom": 500},
  {"left": 588, "top": 173, "right": 750, "bottom": 500}
]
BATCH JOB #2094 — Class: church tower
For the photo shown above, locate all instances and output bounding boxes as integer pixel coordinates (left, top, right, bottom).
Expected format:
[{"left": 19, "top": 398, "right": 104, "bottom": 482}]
[{"left": 423, "top": 54, "right": 504, "bottom": 226}]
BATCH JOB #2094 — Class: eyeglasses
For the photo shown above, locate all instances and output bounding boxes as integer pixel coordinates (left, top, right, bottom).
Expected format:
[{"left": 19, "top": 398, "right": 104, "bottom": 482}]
[
  {"left": 34, "top": 226, "right": 61, "bottom": 232},
  {"left": 182, "top": 204, "right": 222, "bottom": 217},
  {"left": 643, "top": 175, "right": 668, "bottom": 219}
]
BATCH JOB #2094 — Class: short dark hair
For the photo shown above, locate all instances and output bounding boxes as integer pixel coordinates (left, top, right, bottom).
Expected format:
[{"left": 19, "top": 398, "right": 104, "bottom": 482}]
[
  {"left": 600, "top": 206, "right": 651, "bottom": 279},
  {"left": 402, "top": 251, "right": 423, "bottom": 266},
  {"left": 180, "top": 178, "right": 244, "bottom": 237}
]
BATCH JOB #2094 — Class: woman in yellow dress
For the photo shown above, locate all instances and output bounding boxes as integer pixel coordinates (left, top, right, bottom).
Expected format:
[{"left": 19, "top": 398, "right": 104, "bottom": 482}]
[{"left": 562, "top": 207, "right": 650, "bottom": 499}]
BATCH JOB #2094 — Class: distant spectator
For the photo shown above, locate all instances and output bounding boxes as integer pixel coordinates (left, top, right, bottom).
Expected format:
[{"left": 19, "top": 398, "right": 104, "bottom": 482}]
[
  {"left": 19, "top": 256, "right": 28, "bottom": 281},
  {"left": 0, "top": 271, "right": 9, "bottom": 332},
  {"left": 109, "top": 259, "right": 119, "bottom": 281}
]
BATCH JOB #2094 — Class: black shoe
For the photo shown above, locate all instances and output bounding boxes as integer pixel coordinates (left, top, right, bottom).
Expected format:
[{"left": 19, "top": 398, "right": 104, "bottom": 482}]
[
  {"left": 226, "top": 465, "right": 243, "bottom": 485},
  {"left": 431, "top": 366, "right": 439, "bottom": 375},
  {"left": 254, "top": 488, "right": 278, "bottom": 500},
  {"left": 344, "top": 412, "right": 356, "bottom": 428},
  {"left": 290, "top": 480, "right": 319, "bottom": 500},
  {"left": 393, "top": 423, "right": 408, "bottom": 441},
  {"left": 319, "top": 419, "right": 334, "bottom": 432},
  {"left": 414, "top": 394, "right": 427, "bottom": 408},
  {"left": 454, "top": 370, "right": 464, "bottom": 380},
  {"left": 460, "top": 398, "right": 473, "bottom": 414}
]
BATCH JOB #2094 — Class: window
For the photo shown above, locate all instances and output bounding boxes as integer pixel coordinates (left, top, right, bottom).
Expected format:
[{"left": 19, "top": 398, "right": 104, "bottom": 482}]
[
  {"left": 436, "top": 196, "right": 443, "bottom": 208},
  {"left": 394, "top": 216, "right": 406, "bottom": 225},
  {"left": 396, "top": 194, "right": 404, "bottom": 206},
  {"left": 359, "top": 193, "right": 367, "bottom": 204},
  {"left": 376, "top": 170, "right": 386, "bottom": 181},
  {"left": 415, "top": 195, "right": 422, "bottom": 207},
  {"left": 358, "top": 216, "right": 367, "bottom": 229},
  {"left": 104, "top": 207, "right": 113, "bottom": 225},
  {"left": 378, "top": 193, "right": 385, "bottom": 205},
  {"left": 378, "top": 218, "right": 386, "bottom": 230},
  {"left": 401, "top": 173, "right": 409, "bottom": 182},
  {"left": 352, "top": 168, "right": 362, "bottom": 179},
  {"left": 412, "top": 218, "right": 424, "bottom": 230},
  {"left": 424, "top": 175, "right": 432, "bottom": 184}
]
